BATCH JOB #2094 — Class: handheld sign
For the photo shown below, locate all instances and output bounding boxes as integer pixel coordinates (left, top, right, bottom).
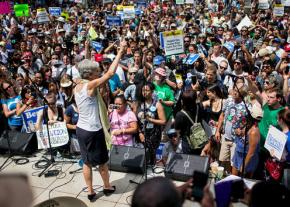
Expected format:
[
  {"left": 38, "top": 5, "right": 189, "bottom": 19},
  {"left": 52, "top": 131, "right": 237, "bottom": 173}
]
[
  {"left": 273, "top": 4, "right": 284, "bottom": 16},
  {"left": 36, "top": 122, "right": 69, "bottom": 149},
  {"left": 22, "top": 106, "right": 46, "bottom": 133},
  {"left": 106, "top": 15, "right": 122, "bottom": 26},
  {"left": 123, "top": 6, "right": 135, "bottom": 19},
  {"left": 0, "top": 2, "right": 11, "bottom": 15},
  {"left": 91, "top": 41, "right": 103, "bottom": 52},
  {"left": 49, "top": 7, "right": 61, "bottom": 16},
  {"left": 37, "top": 8, "right": 50, "bottom": 23},
  {"left": 183, "top": 54, "right": 200, "bottom": 65},
  {"left": 264, "top": 126, "right": 287, "bottom": 161},
  {"left": 176, "top": 0, "right": 184, "bottom": 4},
  {"left": 14, "top": 4, "right": 29, "bottom": 17},
  {"left": 258, "top": 0, "right": 270, "bottom": 9},
  {"left": 161, "top": 30, "right": 184, "bottom": 56}
]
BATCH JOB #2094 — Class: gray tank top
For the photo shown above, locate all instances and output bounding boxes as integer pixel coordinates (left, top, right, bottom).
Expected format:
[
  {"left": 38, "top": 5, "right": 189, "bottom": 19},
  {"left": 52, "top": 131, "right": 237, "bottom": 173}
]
[{"left": 74, "top": 83, "right": 102, "bottom": 131}]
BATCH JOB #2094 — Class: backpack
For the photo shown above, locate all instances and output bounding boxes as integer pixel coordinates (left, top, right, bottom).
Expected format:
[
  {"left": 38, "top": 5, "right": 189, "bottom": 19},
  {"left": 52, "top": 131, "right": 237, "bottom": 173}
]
[{"left": 181, "top": 107, "right": 208, "bottom": 150}]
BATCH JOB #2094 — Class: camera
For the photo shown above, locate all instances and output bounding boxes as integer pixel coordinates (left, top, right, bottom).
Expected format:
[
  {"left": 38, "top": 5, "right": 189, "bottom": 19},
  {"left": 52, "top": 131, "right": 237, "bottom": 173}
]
[{"left": 109, "top": 104, "right": 120, "bottom": 110}]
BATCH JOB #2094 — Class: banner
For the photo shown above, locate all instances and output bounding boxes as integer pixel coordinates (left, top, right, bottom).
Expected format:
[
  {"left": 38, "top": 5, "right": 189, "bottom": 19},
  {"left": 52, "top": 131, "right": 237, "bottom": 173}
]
[
  {"left": 258, "top": 0, "right": 270, "bottom": 9},
  {"left": 106, "top": 15, "right": 122, "bottom": 26},
  {"left": 36, "top": 122, "right": 69, "bottom": 149},
  {"left": 91, "top": 41, "right": 103, "bottom": 52},
  {"left": 14, "top": 4, "right": 29, "bottom": 17},
  {"left": 0, "top": 2, "right": 11, "bottom": 15},
  {"left": 123, "top": 6, "right": 135, "bottom": 19},
  {"left": 161, "top": 30, "right": 184, "bottom": 56},
  {"left": 49, "top": 7, "right": 61, "bottom": 16},
  {"left": 264, "top": 126, "right": 287, "bottom": 160},
  {"left": 22, "top": 106, "right": 45, "bottom": 133},
  {"left": 273, "top": 4, "right": 284, "bottom": 16},
  {"left": 37, "top": 8, "right": 50, "bottom": 23}
]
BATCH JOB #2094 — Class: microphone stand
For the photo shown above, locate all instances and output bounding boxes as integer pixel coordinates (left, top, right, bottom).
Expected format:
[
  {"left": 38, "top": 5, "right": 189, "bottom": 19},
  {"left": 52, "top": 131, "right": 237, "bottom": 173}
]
[{"left": 231, "top": 76, "right": 252, "bottom": 178}]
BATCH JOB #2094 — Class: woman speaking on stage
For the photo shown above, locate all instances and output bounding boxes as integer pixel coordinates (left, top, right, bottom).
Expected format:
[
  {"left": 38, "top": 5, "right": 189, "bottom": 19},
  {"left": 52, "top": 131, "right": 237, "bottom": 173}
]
[{"left": 74, "top": 41, "right": 127, "bottom": 201}]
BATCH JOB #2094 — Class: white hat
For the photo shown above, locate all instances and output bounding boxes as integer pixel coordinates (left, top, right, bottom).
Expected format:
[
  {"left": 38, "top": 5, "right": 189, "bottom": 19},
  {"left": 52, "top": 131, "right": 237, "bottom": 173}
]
[
  {"left": 57, "top": 17, "right": 65, "bottom": 23},
  {"left": 250, "top": 103, "right": 263, "bottom": 120},
  {"left": 60, "top": 77, "right": 72, "bottom": 88}
]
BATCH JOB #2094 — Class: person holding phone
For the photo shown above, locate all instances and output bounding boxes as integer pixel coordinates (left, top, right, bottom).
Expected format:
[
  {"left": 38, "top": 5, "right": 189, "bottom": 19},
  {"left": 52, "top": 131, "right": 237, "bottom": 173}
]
[
  {"left": 73, "top": 40, "right": 126, "bottom": 201},
  {"left": 109, "top": 95, "right": 138, "bottom": 146}
]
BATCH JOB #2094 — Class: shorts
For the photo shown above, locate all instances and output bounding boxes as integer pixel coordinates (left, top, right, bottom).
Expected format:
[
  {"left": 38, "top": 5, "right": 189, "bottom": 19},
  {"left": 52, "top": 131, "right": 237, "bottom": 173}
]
[
  {"left": 219, "top": 135, "right": 236, "bottom": 165},
  {"left": 76, "top": 127, "right": 108, "bottom": 167}
]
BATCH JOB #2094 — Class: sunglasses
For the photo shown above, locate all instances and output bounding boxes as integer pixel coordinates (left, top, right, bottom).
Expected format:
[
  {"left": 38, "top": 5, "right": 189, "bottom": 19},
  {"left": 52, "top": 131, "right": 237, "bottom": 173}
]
[
  {"left": 234, "top": 62, "right": 241, "bottom": 65},
  {"left": 219, "top": 66, "right": 227, "bottom": 70},
  {"left": 218, "top": 29, "right": 223, "bottom": 32},
  {"left": 4, "top": 85, "right": 12, "bottom": 90},
  {"left": 129, "top": 72, "right": 136, "bottom": 75},
  {"left": 264, "top": 81, "right": 271, "bottom": 85}
]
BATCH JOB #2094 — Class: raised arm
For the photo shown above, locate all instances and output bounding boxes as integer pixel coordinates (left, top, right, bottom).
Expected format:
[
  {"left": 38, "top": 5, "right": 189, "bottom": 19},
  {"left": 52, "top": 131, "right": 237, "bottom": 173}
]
[{"left": 87, "top": 41, "right": 127, "bottom": 91}]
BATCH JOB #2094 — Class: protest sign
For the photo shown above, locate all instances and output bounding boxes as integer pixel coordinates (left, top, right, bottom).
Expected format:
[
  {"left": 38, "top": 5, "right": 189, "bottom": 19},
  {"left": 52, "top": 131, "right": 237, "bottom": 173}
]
[
  {"left": 123, "top": 6, "right": 135, "bottom": 19},
  {"left": 282, "top": 0, "right": 290, "bottom": 6},
  {"left": 237, "top": 15, "right": 253, "bottom": 31},
  {"left": 49, "top": 7, "right": 61, "bottom": 16},
  {"left": 22, "top": 106, "right": 45, "bottom": 133},
  {"left": 37, "top": 8, "right": 50, "bottom": 23},
  {"left": 161, "top": 30, "right": 184, "bottom": 56},
  {"left": 117, "top": 5, "right": 123, "bottom": 11},
  {"left": 258, "top": 0, "right": 270, "bottom": 9},
  {"left": 103, "top": 0, "right": 113, "bottom": 4},
  {"left": 184, "top": 54, "right": 200, "bottom": 65},
  {"left": 264, "top": 126, "right": 287, "bottom": 160},
  {"left": 14, "top": 4, "right": 29, "bottom": 17},
  {"left": 36, "top": 122, "right": 69, "bottom": 149},
  {"left": 0, "top": 2, "right": 11, "bottom": 15},
  {"left": 91, "top": 41, "right": 103, "bottom": 52},
  {"left": 137, "top": 1, "right": 147, "bottom": 8},
  {"left": 176, "top": 0, "right": 184, "bottom": 4},
  {"left": 273, "top": 4, "right": 284, "bottom": 16},
  {"left": 106, "top": 15, "right": 122, "bottom": 26},
  {"left": 185, "top": 0, "right": 194, "bottom": 3}
]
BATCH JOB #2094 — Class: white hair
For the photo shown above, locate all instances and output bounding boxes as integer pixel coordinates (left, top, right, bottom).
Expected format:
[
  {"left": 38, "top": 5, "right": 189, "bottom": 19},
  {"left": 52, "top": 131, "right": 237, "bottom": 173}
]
[{"left": 77, "top": 59, "right": 100, "bottom": 79}]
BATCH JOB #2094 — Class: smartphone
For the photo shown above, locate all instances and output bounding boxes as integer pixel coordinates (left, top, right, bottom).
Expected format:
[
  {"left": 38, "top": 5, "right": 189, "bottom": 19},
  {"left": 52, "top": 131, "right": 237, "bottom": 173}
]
[
  {"left": 191, "top": 75, "right": 197, "bottom": 85},
  {"left": 192, "top": 171, "right": 208, "bottom": 201}
]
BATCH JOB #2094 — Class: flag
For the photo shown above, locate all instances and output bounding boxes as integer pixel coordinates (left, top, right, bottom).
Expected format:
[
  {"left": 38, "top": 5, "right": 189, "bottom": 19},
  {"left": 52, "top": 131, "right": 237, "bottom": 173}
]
[{"left": 88, "top": 26, "right": 98, "bottom": 40}]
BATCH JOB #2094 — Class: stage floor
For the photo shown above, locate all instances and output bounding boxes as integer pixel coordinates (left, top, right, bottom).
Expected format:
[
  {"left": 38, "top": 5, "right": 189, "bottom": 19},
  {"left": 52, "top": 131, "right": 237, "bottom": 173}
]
[{"left": 0, "top": 151, "right": 247, "bottom": 207}]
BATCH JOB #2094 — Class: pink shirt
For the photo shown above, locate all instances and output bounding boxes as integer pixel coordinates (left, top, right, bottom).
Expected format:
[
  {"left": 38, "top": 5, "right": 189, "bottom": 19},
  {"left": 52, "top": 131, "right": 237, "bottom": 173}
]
[{"left": 110, "top": 109, "right": 137, "bottom": 146}]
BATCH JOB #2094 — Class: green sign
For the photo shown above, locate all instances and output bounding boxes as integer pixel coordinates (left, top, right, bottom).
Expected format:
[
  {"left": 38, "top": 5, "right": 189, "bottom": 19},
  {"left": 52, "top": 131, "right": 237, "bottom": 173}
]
[{"left": 14, "top": 4, "right": 29, "bottom": 17}]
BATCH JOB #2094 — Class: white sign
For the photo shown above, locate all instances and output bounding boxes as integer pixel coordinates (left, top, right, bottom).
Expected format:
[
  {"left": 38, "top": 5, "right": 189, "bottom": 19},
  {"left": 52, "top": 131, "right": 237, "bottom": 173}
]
[
  {"left": 185, "top": 0, "right": 194, "bottom": 3},
  {"left": 264, "top": 126, "right": 287, "bottom": 161},
  {"left": 162, "top": 30, "right": 184, "bottom": 56},
  {"left": 273, "top": 5, "right": 284, "bottom": 16},
  {"left": 258, "top": 0, "right": 270, "bottom": 9},
  {"left": 36, "top": 122, "right": 69, "bottom": 149},
  {"left": 237, "top": 15, "right": 253, "bottom": 31},
  {"left": 282, "top": 0, "right": 290, "bottom": 6},
  {"left": 37, "top": 8, "right": 50, "bottom": 23},
  {"left": 75, "top": 0, "right": 83, "bottom": 3},
  {"left": 123, "top": 6, "right": 135, "bottom": 19}
]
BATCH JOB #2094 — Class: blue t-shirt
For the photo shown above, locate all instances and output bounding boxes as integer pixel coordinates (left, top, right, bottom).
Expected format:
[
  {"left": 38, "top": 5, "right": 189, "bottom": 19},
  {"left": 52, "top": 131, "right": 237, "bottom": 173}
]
[
  {"left": 1, "top": 95, "right": 22, "bottom": 126},
  {"left": 285, "top": 131, "right": 290, "bottom": 162},
  {"left": 65, "top": 105, "right": 79, "bottom": 126},
  {"left": 109, "top": 74, "right": 123, "bottom": 93}
]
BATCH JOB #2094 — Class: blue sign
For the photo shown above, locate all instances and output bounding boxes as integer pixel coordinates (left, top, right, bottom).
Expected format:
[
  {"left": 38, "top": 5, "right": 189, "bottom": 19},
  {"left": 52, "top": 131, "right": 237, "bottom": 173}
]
[
  {"left": 91, "top": 41, "right": 103, "bottom": 52},
  {"left": 106, "top": 15, "right": 122, "bottom": 26},
  {"left": 135, "top": 8, "right": 142, "bottom": 16},
  {"left": 183, "top": 54, "right": 200, "bottom": 65},
  {"left": 159, "top": 32, "right": 164, "bottom": 49},
  {"left": 22, "top": 106, "right": 45, "bottom": 133},
  {"left": 49, "top": 7, "right": 61, "bottom": 16},
  {"left": 223, "top": 42, "right": 235, "bottom": 53}
]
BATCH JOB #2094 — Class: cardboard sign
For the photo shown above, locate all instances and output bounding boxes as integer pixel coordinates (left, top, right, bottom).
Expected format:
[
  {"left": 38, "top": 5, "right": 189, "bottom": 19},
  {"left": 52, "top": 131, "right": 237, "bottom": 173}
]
[
  {"left": 176, "top": 0, "right": 184, "bottom": 4},
  {"left": 22, "top": 106, "right": 45, "bottom": 133},
  {"left": 106, "top": 15, "right": 122, "bottom": 26},
  {"left": 49, "top": 7, "right": 61, "bottom": 16},
  {"left": 258, "top": 0, "right": 270, "bottom": 9},
  {"left": 273, "top": 4, "right": 284, "bottom": 16},
  {"left": 0, "top": 2, "right": 11, "bottom": 15},
  {"left": 161, "top": 30, "right": 184, "bottom": 56},
  {"left": 264, "top": 126, "right": 287, "bottom": 160},
  {"left": 37, "top": 8, "right": 50, "bottom": 23},
  {"left": 36, "top": 122, "right": 69, "bottom": 149},
  {"left": 14, "top": 4, "right": 29, "bottom": 17},
  {"left": 91, "top": 41, "right": 103, "bottom": 52},
  {"left": 123, "top": 6, "right": 135, "bottom": 19}
]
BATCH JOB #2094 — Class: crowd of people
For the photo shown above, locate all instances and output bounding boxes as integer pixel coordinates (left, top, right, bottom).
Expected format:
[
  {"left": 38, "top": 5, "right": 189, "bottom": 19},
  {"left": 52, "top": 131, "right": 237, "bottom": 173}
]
[{"left": 0, "top": 0, "right": 290, "bottom": 205}]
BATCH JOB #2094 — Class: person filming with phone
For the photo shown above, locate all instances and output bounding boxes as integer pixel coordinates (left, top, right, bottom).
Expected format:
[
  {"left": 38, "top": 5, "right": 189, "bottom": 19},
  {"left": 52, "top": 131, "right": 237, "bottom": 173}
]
[{"left": 109, "top": 95, "right": 138, "bottom": 146}]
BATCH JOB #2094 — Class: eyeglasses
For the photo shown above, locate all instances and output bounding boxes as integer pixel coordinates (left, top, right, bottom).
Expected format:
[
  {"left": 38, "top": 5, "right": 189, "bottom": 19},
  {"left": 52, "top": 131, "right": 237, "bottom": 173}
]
[
  {"left": 234, "top": 62, "right": 241, "bottom": 65},
  {"left": 129, "top": 72, "right": 136, "bottom": 75},
  {"left": 264, "top": 81, "right": 270, "bottom": 85},
  {"left": 4, "top": 85, "right": 12, "bottom": 90},
  {"left": 218, "top": 29, "right": 223, "bottom": 32},
  {"left": 219, "top": 65, "right": 227, "bottom": 70}
]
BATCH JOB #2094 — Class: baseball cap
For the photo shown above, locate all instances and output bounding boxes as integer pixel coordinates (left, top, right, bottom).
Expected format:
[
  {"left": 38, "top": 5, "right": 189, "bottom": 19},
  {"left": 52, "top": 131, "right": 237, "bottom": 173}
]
[
  {"left": 95, "top": 54, "right": 104, "bottom": 62},
  {"left": 153, "top": 56, "right": 165, "bottom": 66},
  {"left": 155, "top": 67, "right": 166, "bottom": 77}
]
